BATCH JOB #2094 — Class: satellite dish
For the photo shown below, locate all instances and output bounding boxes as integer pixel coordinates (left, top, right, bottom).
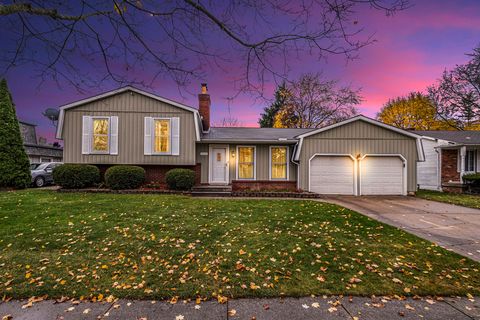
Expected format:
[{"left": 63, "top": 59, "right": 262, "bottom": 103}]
[{"left": 42, "top": 108, "right": 59, "bottom": 125}]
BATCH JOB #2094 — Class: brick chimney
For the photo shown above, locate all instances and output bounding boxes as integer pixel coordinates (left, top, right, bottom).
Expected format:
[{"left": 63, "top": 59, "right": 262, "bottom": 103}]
[{"left": 198, "top": 83, "right": 210, "bottom": 131}]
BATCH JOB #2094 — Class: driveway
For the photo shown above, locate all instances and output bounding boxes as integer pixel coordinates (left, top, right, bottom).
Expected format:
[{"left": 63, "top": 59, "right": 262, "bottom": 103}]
[{"left": 322, "top": 196, "right": 480, "bottom": 262}]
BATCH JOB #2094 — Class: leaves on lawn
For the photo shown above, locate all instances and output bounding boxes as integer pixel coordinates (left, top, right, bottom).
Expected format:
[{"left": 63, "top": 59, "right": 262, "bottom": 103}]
[{"left": 0, "top": 191, "right": 479, "bottom": 302}]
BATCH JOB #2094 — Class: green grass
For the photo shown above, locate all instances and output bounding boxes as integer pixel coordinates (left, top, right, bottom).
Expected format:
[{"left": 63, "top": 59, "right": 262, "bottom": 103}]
[
  {"left": 417, "top": 189, "right": 480, "bottom": 209},
  {"left": 0, "top": 190, "right": 479, "bottom": 301}
]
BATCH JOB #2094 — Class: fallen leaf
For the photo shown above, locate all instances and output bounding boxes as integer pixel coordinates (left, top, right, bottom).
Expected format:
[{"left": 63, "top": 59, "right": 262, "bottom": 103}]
[{"left": 392, "top": 278, "right": 403, "bottom": 284}]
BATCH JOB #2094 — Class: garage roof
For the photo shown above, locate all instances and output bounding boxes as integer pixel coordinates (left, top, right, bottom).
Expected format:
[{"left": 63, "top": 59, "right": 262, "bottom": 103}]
[{"left": 293, "top": 115, "right": 425, "bottom": 162}]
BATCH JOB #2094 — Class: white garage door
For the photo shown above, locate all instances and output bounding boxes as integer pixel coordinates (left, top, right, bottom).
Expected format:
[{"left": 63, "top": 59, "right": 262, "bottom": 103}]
[
  {"left": 310, "top": 156, "right": 355, "bottom": 195},
  {"left": 360, "top": 156, "right": 404, "bottom": 195}
]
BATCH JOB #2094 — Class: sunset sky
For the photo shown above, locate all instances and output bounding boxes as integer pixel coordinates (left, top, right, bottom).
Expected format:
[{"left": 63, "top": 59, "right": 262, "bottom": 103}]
[{"left": 5, "top": 0, "right": 480, "bottom": 142}]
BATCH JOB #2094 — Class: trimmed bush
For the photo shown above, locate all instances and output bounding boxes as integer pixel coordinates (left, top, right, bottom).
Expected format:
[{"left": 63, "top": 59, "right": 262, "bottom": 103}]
[
  {"left": 105, "top": 165, "right": 145, "bottom": 190},
  {"left": 53, "top": 164, "right": 100, "bottom": 189},
  {"left": 463, "top": 173, "right": 480, "bottom": 184},
  {"left": 165, "top": 168, "right": 196, "bottom": 190}
]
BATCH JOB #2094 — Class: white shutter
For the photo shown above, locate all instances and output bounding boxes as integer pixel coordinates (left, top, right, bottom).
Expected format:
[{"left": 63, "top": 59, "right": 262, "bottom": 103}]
[
  {"left": 109, "top": 116, "right": 118, "bottom": 155},
  {"left": 144, "top": 117, "right": 153, "bottom": 155},
  {"left": 82, "top": 116, "right": 91, "bottom": 155},
  {"left": 171, "top": 117, "right": 180, "bottom": 156}
]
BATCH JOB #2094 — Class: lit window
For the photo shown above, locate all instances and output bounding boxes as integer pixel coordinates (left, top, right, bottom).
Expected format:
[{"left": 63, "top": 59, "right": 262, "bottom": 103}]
[
  {"left": 238, "top": 147, "right": 255, "bottom": 179},
  {"left": 154, "top": 119, "right": 170, "bottom": 153},
  {"left": 92, "top": 118, "right": 109, "bottom": 152},
  {"left": 271, "top": 147, "right": 287, "bottom": 179},
  {"left": 465, "top": 150, "right": 476, "bottom": 172}
]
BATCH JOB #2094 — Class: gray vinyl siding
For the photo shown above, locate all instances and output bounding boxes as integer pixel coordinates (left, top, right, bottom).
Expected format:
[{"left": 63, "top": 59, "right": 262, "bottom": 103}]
[
  {"left": 63, "top": 91, "right": 196, "bottom": 165},
  {"left": 298, "top": 120, "right": 419, "bottom": 192},
  {"left": 196, "top": 144, "right": 209, "bottom": 183},
  {"left": 417, "top": 139, "right": 444, "bottom": 190},
  {"left": 196, "top": 143, "right": 297, "bottom": 184}
]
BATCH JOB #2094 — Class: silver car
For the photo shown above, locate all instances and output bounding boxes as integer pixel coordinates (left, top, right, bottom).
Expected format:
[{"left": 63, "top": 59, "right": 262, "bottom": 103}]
[{"left": 31, "top": 162, "right": 63, "bottom": 187}]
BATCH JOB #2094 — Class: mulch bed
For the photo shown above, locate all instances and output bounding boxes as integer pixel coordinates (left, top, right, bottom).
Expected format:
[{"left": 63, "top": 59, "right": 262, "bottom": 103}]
[
  {"left": 57, "top": 188, "right": 320, "bottom": 198},
  {"left": 57, "top": 188, "right": 191, "bottom": 195},
  {"left": 231, "top": 191, "right": 321, "bottom": 198}
]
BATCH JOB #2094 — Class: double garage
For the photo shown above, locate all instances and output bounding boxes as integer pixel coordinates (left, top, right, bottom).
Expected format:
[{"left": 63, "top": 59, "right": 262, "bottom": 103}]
[{"left": 295, "top": 116, "right": 424, "bottom": 196}]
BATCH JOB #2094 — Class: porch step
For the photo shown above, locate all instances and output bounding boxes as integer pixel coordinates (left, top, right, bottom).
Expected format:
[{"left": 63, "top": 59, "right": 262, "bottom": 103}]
[{"left": 191, "top": 185, "right": 232, "bottom": 197}]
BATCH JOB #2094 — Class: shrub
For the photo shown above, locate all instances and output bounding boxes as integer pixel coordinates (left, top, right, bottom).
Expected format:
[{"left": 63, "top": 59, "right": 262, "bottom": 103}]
[
  {"left": 105, "top": 165, "right": 145, "bottom": 190},
  {"left": 53, "top": 164, "right": 100, "bottom": 189},
  {"left": 463, "top": 173, "right": 480, "bottom": 184},
  {"left": 165, "top": 168, "right": 196, "bottom": 190}
]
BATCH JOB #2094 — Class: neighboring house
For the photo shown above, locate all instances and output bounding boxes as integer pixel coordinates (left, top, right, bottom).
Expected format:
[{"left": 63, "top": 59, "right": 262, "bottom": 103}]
[
  {"left": 416, "top": 130, "right": 480, "bottom": 192},
  {"left": 55, "top": 85, "right": 425, "bottom": 195},
  {"left": 19, "top": 120, "right": 63, "bottom": 163}
]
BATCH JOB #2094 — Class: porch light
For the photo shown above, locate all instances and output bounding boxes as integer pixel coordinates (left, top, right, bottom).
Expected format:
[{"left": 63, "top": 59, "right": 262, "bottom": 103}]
[
  {"left": 356, "top": 153, "right": 361, "bottom": 159},
  {"left": 231, "top": 150, "right": 235, "bottom": 158}
]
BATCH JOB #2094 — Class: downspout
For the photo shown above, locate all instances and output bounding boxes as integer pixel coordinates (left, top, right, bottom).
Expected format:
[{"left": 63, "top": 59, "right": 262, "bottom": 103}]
[
  {"left": 434, "top": 146, "right": 441, "bottom": 191},
  {"left": 460, "top": 146, "right": 466, "bottom": 183},
  {"left": 291, "top": 142, "right": 300, "bottom": 191}
]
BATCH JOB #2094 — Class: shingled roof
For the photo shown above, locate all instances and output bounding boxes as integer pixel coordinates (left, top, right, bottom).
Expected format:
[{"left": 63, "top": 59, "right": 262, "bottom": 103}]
[
  {"left": 201, "top": 127, "right": 314, "bottom": 142},
  {"left": 416, "top": 130, "right": 480, "bottom": 145}
]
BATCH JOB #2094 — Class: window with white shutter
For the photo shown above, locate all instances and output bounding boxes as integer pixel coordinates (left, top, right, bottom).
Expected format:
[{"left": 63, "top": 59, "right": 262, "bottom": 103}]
[
  {"left": 145, "top": 117, "right": 180, "bottom": 156},
  {"left": 82, "top": 115, "right": 118, "bottom": 155}
]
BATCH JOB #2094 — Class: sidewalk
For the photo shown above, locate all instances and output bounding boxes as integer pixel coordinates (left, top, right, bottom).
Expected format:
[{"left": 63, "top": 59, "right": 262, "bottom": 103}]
[{"left": 0, "top": 296, "right": 478, "bottom": 320}]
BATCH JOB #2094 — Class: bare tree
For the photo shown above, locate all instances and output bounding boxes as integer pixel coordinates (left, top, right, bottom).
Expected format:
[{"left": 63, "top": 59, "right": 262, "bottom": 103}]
[
  {"left": 1, "top": 1, "right": 409, "bottom": 93},
  {"left": 274, "top": 73, "right": 361, "bottom": 128},
  {"left": 214, "top": 116, "right": 243, "bottom": 127},
  {"left": 428, "top": 45, "right": 480, "bottom": 130}
]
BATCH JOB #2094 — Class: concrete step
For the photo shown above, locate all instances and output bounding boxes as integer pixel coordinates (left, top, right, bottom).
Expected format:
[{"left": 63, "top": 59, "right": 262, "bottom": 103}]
[{"left": 192, "top": 185, "right": 232, "bottom": 192}]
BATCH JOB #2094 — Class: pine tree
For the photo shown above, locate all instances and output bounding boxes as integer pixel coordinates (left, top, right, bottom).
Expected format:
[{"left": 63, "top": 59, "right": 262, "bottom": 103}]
[
  {"left": 258, "top": 83, "right": 289, "bottom": 127},
  {"left": 0, "top": 79, "right": 31, "bottom": 188}
]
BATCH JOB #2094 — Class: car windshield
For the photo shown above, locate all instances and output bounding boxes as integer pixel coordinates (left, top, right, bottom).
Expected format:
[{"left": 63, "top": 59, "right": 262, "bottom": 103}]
[{"left": 35, "top": 163, "right": 50, "bottom": 170}]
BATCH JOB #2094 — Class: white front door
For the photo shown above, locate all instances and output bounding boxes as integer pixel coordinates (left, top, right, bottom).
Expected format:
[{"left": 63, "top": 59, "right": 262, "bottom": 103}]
[{"left": 211, "top": 147, "right": 228, "bottom": 183}]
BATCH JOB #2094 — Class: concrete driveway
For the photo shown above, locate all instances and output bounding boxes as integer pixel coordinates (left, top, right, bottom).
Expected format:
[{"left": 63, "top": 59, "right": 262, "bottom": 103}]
[{"left": 322, "top": 196, "right": 480, "bottom": 262}]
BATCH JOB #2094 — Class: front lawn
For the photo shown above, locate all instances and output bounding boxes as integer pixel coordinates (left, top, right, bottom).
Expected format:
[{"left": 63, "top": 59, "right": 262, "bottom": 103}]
[
  {"left": 0, "top": 190, "right": 479, "bottom": 301},
  {"left": 417, "top": 189, "right": 480, "bottom": 209}
]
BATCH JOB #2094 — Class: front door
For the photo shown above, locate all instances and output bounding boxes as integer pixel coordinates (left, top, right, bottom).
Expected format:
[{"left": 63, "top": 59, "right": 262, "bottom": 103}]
[{"left": 211, "top": 147, "right": 228, "bottom": 183}]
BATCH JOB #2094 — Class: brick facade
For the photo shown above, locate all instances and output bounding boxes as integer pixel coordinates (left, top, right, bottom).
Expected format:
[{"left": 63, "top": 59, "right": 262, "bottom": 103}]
[
  {"left": 231, "top": 180, "right": 297, "bottom": 192},
  {"left": 441, "top": 149, "right": 460, "bottom": 183},
  {"left": 96, "top": 164, "right": 201, "bottom": 188}
]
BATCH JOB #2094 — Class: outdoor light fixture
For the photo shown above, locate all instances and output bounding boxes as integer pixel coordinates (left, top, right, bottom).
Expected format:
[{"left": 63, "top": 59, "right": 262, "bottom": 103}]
[
  {"left": 356, "top": 153, "right": 361, "bottom": 159},
  {"left": 231, "top": 151, "right": 235, "bottom": 158}
]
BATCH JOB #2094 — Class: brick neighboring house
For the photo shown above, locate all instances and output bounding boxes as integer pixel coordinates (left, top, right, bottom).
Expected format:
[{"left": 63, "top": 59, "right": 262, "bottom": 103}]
[
  {"left": 55, "top": 84, "right": 425, "bottom": 195},
  {"left": 416, "top": 131, "right": 480, "bottom": 193},
  {"left": 19, "top": 120, "right": 63, "bottom": 164}
]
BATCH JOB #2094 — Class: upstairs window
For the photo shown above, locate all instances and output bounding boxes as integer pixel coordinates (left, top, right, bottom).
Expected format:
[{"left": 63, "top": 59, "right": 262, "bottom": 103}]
[
  {"left": 154, "top": 119, "right": 170, "bottom": 154},
  {"left": 270, "top": 146, "right": 288, "bottom": 179},
  {"left": 238, "top": 146, "right": 255, "bottom": 179},
  {"left": 82, "top": 116, "right": 118, "bottom": 155},
  {"left": 92, "top": 118, "right": 110, "bottom": 153}
]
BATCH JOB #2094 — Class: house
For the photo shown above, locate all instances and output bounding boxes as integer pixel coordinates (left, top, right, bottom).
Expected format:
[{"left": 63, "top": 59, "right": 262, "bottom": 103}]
[
  {"left": 20, "top": 120, "right": 63, "bottom": 163},
  {"left": 55, "top": 84, "right": 425, "bottom": 195},
  {"left": 416, "top": 130, "right": 480, "bottom": 192}
]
